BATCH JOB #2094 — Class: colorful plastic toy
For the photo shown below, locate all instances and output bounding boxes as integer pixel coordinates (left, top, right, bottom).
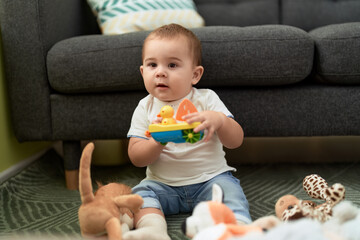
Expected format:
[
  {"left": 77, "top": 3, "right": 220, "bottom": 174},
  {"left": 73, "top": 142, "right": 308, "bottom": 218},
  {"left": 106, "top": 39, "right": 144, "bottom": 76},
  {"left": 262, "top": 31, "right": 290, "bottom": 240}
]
[{"left": 148, "top": 99, "right": 204, "bottom": 144}]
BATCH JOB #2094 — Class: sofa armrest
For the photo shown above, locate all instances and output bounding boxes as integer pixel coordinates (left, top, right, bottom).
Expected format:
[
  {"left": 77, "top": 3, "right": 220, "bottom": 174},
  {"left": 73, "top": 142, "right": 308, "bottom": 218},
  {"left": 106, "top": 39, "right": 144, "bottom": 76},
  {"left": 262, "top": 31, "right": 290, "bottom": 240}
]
[{"left": 0, "top": 0, "right": 99, "bottom": 141}]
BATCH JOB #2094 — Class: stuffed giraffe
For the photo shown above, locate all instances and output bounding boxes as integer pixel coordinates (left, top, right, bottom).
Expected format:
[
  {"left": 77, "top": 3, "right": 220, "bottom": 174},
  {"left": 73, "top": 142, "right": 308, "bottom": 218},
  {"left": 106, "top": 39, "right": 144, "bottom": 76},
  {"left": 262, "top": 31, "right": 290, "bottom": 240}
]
[{"left": 276, "top": 174, "right": 345, "bottom": 223}]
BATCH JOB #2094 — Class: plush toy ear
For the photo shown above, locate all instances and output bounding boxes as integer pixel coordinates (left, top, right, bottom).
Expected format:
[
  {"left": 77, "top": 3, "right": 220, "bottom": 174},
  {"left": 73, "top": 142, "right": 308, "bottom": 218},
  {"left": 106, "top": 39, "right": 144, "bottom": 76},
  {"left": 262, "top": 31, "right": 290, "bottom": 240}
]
[{"left": 212, "top": 184, "right": 224, "bottom": 203}]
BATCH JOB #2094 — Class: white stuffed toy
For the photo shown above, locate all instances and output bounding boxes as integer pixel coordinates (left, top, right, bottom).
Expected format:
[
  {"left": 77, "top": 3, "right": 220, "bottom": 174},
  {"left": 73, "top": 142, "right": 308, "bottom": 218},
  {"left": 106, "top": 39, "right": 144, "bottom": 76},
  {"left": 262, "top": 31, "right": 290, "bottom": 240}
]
[
  {"left": 323, "top": 201, "right": 360, "bottom": 240},
  {"left": 240, "top": 201, "right": 360, "bottom": 240},
  {"left": 181, "top": 184, "right": 264, "bottom": 240},
  {"left": 181, "top": 182, "right": 360, "bottom": 240}
]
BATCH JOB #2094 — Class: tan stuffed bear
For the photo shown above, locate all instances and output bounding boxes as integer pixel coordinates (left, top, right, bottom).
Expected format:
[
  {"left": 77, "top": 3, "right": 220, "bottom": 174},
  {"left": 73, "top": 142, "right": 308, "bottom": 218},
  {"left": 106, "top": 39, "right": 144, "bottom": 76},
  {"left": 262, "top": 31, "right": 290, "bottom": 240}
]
[
  {"left": 275, "top": 174, "right": 345, "bottom": 223},
  {"left": 78, "top": 142, "right": 143, "bottom": 240}
]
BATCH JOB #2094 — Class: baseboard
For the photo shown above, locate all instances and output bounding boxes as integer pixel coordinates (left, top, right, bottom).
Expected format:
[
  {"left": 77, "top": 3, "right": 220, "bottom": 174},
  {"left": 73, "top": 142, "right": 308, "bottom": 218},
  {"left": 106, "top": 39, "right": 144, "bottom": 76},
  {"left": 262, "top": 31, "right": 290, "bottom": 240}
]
[
  {"left": 226, "top": 136, "right": 360, "bottom": 164},
  {"left": 0, "top": 147, "right": 51, "bottom": 184}
]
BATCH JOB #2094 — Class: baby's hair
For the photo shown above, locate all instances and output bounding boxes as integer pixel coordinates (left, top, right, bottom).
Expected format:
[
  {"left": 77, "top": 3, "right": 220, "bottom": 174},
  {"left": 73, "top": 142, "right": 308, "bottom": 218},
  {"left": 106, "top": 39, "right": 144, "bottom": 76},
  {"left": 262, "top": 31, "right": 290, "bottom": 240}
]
[{"left": 142, "top": 23, "right": 202, "bottom": 66}]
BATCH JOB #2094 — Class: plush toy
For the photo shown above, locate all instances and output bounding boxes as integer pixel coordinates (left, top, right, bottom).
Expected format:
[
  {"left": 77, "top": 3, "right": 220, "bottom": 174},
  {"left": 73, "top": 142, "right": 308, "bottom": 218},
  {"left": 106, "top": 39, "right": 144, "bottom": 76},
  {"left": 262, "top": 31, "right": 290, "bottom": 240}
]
[
  {"left": 240, "top": 201, "right": 360, "bottom": 240},
  {"left": 323, "top": 200, "right": 360, "bottom": 240},
  {"left": 78, "top": 142, "right": 143, "bottom": 240},
  {"left": 182, "top": 184, "right": 265, "bottom": 240},
  {"left": 275, "top": 174, "right": 345, "bottom": 223}
]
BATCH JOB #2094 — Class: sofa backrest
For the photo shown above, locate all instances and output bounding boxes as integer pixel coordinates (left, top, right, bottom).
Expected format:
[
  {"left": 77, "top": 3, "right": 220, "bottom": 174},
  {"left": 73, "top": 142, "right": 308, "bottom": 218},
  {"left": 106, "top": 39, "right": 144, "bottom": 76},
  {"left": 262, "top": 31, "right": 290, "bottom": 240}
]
[
  {"left": 194, "top": 0, "right": 280, "bottom": 27},
  {"left": 194, "top": 0, "right": 360, "bottom": 31},
  {"left": 282, "top": 0, "right": 360, "bottom": 31}
]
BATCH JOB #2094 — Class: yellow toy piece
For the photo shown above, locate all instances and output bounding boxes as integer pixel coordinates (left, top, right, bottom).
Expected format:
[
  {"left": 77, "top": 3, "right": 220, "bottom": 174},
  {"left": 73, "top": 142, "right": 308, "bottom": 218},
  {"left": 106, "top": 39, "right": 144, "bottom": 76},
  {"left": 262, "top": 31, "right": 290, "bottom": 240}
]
[
  {"left": 149, "top": 122, "right": 201, "bottom": 132},
  {"left": 157, "top": 105, "right": 177, "bottom": 125}
]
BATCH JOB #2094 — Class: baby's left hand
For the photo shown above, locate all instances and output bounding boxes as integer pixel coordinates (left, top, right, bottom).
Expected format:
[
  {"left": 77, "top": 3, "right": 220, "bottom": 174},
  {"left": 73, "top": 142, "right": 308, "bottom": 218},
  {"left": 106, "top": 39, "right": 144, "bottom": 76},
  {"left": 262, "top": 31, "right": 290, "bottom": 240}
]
[{"left": 182, "top": 111, "right": 225, "bottom": 142}]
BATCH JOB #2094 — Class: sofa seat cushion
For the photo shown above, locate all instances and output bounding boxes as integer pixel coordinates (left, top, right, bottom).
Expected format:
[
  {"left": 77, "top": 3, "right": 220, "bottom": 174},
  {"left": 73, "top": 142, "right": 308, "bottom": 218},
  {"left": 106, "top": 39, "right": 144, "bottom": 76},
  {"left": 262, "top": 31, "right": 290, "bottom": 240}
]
[
  {"left": 310, "top": 22, "right": 360, "bottom": 85},
  {"left": 47, "top": 25, "right": 313, "bottom": 94}
]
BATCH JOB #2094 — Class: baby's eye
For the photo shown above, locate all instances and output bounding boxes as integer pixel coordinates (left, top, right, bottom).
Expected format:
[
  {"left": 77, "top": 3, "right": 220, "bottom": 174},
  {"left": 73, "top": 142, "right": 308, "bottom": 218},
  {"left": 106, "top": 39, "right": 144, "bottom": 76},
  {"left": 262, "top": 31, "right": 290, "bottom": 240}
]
[
  {"left": 168, "top": 63, "right": 177, "bottom": 68},
  {"left": 148, "top": 63, "right": 157, "bottom": 68}
]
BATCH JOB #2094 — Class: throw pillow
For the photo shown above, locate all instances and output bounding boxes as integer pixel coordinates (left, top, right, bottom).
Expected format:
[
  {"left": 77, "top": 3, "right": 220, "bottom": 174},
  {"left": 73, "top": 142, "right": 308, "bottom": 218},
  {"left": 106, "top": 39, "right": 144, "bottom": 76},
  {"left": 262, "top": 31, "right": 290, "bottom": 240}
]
[{"left": 87, "top": 0, "right": 205, "bottom": 35}]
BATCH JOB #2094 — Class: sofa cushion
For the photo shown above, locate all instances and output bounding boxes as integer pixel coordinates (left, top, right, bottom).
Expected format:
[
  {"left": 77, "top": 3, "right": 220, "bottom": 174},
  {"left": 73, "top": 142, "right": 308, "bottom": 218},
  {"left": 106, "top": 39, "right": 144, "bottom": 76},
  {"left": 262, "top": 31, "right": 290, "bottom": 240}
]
[
  {"left": 195, "top": 25, "right": 313, "bottom": 88},
  {"left": 87, "top": 0, "right": 204, "bottom": 35},
  {"left": 47, "top": 31, "right": 147, "bottom": 94},
  {"left": 310, "top": 22, "right": 360, "bottom": 85},
  {"left": 282, "top": 0, "right": 360, "bottom": 31},
  {"left": 47, "top": 25, "right": 313, "bottom": 94}
]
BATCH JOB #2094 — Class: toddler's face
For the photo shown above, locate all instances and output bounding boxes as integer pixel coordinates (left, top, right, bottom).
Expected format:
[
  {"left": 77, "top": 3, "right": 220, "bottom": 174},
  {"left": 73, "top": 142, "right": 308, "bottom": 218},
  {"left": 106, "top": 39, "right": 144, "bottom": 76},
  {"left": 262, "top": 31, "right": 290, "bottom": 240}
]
[{"left": 140, "top": 36, "right": 202, "bottom": 102}]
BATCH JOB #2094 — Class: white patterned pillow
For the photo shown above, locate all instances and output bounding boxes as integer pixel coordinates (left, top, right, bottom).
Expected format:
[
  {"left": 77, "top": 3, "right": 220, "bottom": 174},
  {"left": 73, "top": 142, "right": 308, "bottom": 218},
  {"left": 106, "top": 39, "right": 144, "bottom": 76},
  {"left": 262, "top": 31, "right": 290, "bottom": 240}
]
[{"left": 87, "top": 0, "right": 205, "bottom": 35}]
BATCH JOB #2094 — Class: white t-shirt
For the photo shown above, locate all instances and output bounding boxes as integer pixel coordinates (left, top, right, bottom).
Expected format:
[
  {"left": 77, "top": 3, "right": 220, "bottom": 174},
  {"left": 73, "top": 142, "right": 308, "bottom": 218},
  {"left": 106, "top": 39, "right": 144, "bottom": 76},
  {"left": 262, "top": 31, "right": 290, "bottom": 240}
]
[{"left": 127, "top": 88, "right": 236, "bottom": 186}]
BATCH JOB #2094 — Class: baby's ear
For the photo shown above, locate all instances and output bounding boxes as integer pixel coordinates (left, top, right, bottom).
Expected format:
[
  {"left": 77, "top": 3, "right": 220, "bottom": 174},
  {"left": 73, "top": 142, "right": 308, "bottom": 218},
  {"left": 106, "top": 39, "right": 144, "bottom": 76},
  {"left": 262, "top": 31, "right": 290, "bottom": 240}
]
[
  {"left": 191, "top": 66, "right": 204, "bottom": 85},
  {"left": 212, "top": 184, "right": 224, "bottom": 203}
]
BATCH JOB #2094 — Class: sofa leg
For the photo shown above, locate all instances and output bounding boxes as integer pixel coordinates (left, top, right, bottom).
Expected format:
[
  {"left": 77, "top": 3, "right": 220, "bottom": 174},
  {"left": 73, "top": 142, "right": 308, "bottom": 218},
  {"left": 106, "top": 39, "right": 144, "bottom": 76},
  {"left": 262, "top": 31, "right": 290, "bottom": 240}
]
[
  {"left": 65, "top": 169, "right": 79, "bottom": 190},
  {"left": 63, "top": 141, "right": 81, "bottom": 190}
]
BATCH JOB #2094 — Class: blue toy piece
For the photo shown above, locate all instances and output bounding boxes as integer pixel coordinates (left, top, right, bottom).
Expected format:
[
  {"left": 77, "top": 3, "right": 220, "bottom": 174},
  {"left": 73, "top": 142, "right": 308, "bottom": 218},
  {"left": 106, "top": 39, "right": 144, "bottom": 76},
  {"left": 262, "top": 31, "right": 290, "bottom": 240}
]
[{"left": 149, "top": 122, "right": 204, "bottom": 144}]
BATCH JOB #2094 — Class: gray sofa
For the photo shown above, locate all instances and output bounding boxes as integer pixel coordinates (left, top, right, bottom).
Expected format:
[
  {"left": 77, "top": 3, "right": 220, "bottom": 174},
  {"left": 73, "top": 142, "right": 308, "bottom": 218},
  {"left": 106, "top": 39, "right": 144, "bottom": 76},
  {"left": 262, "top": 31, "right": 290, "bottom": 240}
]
[{"left": 1, "top": 0, "right": 360, "bottom": 189}]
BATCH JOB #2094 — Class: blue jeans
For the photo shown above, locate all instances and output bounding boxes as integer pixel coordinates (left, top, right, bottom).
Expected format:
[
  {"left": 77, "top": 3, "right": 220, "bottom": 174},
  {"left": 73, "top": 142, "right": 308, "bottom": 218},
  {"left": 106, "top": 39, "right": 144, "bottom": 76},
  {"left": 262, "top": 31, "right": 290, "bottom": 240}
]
[{"left": 132, "top": 171, "right": 251, "bottom": 224}]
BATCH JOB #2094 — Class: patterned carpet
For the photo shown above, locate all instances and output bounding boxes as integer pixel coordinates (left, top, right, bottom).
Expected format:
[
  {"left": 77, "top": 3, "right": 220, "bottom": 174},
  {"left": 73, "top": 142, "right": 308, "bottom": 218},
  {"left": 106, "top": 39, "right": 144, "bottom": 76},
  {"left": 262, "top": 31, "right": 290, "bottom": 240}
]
[{"left": 0, "top": 149, "right": 359, "bottom": 239}]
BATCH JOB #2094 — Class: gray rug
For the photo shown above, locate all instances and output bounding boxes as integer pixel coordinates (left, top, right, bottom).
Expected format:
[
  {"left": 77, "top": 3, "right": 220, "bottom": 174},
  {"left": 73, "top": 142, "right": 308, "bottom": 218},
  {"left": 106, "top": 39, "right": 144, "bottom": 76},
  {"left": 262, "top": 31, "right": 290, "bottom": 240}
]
[{"left": 0, "top": 149, "right": 359, "bottom": 239}]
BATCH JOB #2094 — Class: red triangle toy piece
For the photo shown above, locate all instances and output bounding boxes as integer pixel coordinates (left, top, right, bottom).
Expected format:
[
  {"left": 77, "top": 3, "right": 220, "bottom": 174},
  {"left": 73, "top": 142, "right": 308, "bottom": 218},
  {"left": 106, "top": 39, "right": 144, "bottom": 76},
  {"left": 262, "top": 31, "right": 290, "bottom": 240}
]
[{"left": 175, "top": 99, "right": 198, "bottom": 121}]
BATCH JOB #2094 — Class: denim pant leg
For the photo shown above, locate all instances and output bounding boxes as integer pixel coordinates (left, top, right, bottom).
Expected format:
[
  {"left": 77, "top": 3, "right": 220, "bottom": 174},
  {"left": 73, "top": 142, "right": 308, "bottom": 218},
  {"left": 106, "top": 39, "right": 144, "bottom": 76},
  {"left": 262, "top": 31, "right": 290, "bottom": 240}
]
[
  {"left": 196, "top": 171, "right": 252, "bottom": 224},
  {"left": 132, "top": 180, "right": 188, "bottom": 215},
  {"left": 132, "top": 172, "right": 251, "bottom": 223}
]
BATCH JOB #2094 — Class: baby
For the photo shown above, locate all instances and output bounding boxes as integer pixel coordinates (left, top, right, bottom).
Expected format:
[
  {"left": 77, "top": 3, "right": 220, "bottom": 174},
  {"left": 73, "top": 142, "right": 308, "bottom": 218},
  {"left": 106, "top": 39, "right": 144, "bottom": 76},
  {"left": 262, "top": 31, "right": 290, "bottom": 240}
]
[{"left": 126, "top": 24, "right": 251, "bottom": 240}]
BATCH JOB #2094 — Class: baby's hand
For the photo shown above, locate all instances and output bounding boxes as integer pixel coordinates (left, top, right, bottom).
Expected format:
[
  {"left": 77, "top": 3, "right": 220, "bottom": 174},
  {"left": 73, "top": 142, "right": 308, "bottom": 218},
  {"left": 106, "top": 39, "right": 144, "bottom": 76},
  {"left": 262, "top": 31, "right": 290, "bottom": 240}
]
[
  {"left": 182, "top": 111, "right": 226, "bottom": 142},
  {"left": 145, "top": 118, "right": 162, "bottom": 138},
  {"left": 152, "top": 117, "right": 162, "bottom": 124}
]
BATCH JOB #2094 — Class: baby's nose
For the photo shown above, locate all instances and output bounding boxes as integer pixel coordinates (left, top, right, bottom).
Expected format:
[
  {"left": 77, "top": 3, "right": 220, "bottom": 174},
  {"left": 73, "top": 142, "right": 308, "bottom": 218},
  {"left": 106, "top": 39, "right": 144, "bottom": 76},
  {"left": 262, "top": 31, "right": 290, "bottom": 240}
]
[
  {"left": 156, "top": 72, "right": 165, "bottom": 78},
  {"left": 156, "top": 67, "right": 167, "bottom": 78}
]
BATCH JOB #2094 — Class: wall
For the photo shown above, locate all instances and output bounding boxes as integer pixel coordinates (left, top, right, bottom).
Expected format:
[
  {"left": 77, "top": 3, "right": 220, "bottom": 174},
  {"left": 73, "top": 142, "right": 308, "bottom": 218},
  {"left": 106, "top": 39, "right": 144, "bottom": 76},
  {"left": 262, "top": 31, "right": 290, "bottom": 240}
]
[{"left": 0, "top": 33, "right": 51, "bottom": 173}]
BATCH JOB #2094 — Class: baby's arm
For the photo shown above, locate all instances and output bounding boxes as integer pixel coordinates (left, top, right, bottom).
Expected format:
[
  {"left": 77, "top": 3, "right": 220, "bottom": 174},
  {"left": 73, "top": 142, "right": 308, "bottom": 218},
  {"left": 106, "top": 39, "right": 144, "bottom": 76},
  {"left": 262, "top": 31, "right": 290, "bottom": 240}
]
[
  {"left": 183, "top": 111, "right": 244, "bottom": 149},
  {"left": 128, "top": 137, "right": 165, "bottom": 167}
]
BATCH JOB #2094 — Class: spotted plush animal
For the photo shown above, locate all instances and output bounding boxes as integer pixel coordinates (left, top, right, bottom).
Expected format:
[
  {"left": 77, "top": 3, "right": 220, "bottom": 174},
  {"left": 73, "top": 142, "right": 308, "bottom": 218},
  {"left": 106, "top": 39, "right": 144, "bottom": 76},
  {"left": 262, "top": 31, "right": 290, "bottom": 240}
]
[
  {"left": 303, "top": 174, "right": 345, "bottom": 206},
  {"left": 276, "top": 174, "right": 345, "bottom": 223}
]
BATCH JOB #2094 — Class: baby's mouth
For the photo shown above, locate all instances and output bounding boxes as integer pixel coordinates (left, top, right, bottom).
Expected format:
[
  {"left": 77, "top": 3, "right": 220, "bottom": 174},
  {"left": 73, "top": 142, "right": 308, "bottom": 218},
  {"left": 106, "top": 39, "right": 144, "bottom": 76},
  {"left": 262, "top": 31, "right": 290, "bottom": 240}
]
[{"left": 156, "top": 83, "right": 169, "bottom": 88}]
